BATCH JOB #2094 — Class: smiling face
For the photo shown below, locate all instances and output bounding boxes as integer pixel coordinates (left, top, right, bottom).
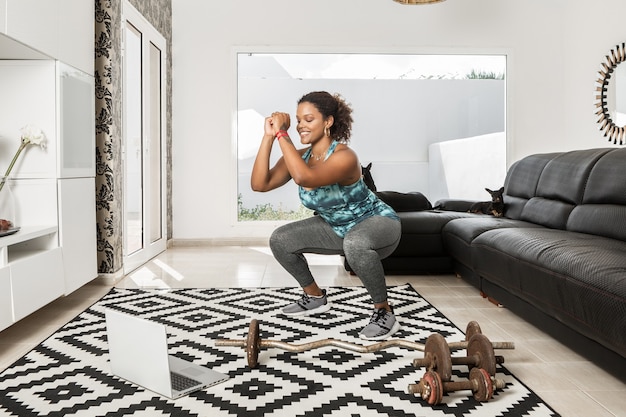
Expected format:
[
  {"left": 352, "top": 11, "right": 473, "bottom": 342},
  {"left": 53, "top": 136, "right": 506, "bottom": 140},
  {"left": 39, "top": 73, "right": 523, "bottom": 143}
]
[{"left": 296, "top": 101, "right": 332, "bottom": 145}]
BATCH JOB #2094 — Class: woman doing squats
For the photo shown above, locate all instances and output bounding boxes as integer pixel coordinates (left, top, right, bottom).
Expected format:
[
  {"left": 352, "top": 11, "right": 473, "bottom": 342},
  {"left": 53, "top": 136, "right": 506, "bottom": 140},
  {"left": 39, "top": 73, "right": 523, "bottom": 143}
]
[{"left": 250, "top": 91, "right": 402, "bottom": 340}]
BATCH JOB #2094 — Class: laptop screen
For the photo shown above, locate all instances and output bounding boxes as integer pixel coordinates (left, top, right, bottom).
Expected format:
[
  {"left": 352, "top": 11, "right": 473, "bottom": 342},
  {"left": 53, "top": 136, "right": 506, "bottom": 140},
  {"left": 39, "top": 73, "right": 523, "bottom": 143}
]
[{"left": 105, "top": 309, "right": 174, "bottom": 397}]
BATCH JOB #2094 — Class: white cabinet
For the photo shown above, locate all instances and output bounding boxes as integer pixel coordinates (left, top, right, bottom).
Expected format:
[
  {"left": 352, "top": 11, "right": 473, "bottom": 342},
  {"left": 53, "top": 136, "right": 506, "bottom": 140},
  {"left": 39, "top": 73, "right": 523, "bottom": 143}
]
[
  {"left": 3, "top": 0, "right": 57, "bottom": 63},
  {"left": 58, "top": 178, "right": 97, "bottom": 294},
  {"left": 0, "top": 61, "right": 95, "bottom": 179},
  {"left": 10, "top": 179, "right": 58, "bottom": 227},
  {"left": 0, "top": 226, "right": 62, "bottom": 330},
  {"left": 0, "top": 61, "right": 56, "bottom": 179},
  {"left": 57, "top": 0, "right": 95, "bottom": 75},
  {"left": 11, "top": 247, "right": 64, "bottom": 321},
  {"left": 0, "top": 0, "right": 94, "bottom": 74},
  {"left": 0, "top": 267, "right": 12, "bottom": 330},
  {"left": 57, "top": 62, "right": 96, "bottom": 178}
]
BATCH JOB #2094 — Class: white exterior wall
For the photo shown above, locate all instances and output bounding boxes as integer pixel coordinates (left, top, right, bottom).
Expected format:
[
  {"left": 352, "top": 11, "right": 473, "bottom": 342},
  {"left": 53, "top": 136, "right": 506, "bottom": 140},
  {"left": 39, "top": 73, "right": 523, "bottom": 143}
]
[{"left": 171, "top": 0, "right": 625, "bottom": 241}]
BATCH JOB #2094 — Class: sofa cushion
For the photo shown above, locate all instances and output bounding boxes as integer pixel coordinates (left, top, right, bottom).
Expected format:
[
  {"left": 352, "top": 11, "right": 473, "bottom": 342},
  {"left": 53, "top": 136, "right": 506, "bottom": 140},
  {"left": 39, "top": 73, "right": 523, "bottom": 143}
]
[
  {"left": 520, "top": 197, "right": 574, "bottom": 229},
  {"left": 500, "top": 195, "right": 527, "bottom": 220},
  {"left": 442, "top": 217, "right": 542, "bottom": 270},
  {"left": 433, "top": 199, "right": 476, "bottom": 212},
  {"left": 443, "top": 217, "right": 541, "bottom": 245},
  {"left": 568, "top": 204, "right": 626, "bottom": 242},
  {"left": 502, "top": 152, "right": 557, "bottom": 219},
  {"left": 504, "top": 152, "right": 556, "bottom": 201},
  {"left": 504, "top": 148, "right": 611, "bottom": 223},
  {"left": 472, "top": 227, "right": 626, "bottom": 357},
  {"left": 397, "top": 210, "right": 475, "bottom": 234},
  {"left": 582, "top": 147, "right": 626, "bottom": 205},
  {"left": 533, "top": 149, "right": 609, "bottom": 204},
  {"left": 562, "top": 148, "right": 626, "bottom": 242}
]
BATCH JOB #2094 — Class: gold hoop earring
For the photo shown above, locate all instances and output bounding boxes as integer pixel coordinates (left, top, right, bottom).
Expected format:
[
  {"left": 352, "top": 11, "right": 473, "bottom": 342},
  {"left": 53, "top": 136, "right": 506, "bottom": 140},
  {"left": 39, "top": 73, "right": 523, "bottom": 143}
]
[{"left": 324, "top": 126, "right": 330, "bottom": 137}]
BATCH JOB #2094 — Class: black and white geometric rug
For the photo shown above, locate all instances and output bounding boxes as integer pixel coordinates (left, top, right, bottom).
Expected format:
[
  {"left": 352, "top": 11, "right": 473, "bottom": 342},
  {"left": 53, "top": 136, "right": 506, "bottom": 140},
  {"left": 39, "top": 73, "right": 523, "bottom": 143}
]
[{"left": 0, "top": 284, "right": 560, "bottom": 416}]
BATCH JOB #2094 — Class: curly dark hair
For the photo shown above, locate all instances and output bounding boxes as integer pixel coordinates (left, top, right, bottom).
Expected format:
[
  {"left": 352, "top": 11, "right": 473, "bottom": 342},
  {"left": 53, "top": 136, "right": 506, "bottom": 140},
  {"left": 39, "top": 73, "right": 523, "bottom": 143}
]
[{"left": 298, "top": 91, "right": 353, "bottom": 143}]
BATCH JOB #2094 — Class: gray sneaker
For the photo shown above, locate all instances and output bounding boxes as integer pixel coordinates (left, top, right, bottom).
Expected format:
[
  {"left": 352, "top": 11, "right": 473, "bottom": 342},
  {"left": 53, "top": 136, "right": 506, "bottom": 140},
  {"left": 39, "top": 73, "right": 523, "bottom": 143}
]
[
  {"left": 359, "top": 307, "right": 401, "bottom": 340},
  {"left": 282, "top": 290, "right": 331, "bottom": 316}
]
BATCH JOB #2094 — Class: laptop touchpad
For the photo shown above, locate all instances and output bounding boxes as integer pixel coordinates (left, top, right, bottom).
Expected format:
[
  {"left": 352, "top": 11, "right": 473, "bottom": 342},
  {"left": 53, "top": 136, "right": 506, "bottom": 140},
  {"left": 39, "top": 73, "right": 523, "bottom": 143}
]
[{"left": 182, "top": 366, "right": 204, "bottom": 376}]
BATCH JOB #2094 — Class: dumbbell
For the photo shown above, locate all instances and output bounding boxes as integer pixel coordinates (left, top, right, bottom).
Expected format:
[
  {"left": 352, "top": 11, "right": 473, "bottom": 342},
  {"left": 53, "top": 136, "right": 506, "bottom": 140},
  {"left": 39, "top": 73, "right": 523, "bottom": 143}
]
[
  {"left": 408, "top": 368, "right": 507, "bottom": 405},
  {"left": 215, "top": 319, "right": 515, "bottom": 368},
  {"left": 465, "top": 320, "right": 482, "bottom": 341},
  {"left": 412, "top": 332, "right": 504, "bottom": 377}
]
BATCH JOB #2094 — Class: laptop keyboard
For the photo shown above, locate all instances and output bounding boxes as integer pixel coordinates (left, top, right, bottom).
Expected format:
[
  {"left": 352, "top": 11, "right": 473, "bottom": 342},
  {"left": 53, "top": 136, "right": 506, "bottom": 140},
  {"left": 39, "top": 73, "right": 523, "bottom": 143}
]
[{"left": 170, "top": 372, "right": 202, "bottom": 391}]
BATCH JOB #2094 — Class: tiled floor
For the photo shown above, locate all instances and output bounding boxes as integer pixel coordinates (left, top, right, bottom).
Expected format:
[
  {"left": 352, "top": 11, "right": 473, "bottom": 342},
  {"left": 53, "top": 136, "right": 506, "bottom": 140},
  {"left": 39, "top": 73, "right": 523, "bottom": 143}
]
[{"left": 1, "top": 245, "right": 625, "bottom": 416}]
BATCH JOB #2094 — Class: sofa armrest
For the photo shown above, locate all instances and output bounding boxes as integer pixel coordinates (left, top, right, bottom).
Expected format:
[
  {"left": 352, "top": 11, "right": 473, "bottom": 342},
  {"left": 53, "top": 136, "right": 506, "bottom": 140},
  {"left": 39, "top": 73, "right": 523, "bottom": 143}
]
[
  {"left": 376, "top": 191, "right": 432, "bottom": 212},
  {"left": 433, "top": 199, "right": 478, "bottom": 212}
]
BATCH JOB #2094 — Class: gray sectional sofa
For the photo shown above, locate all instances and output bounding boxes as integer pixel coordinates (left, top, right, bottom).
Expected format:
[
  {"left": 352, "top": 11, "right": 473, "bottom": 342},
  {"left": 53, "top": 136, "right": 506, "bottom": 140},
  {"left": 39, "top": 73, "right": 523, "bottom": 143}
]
[{"left": 380, "top": 148, "right": 626, "bottom": 373}]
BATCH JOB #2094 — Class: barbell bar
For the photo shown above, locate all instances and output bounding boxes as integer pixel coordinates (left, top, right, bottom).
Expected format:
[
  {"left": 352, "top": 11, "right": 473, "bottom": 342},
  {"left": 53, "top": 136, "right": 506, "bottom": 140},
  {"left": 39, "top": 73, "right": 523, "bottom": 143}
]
[{"left": 215, "top": 319, "right": 515, "bottom": 368}]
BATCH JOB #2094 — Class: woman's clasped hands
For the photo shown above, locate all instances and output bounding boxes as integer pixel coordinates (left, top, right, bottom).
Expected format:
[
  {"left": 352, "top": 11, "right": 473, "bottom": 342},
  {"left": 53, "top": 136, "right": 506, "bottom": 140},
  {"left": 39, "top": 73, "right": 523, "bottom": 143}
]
[{"left": 265, "top": 112, "right": 291, "bottom": 138}]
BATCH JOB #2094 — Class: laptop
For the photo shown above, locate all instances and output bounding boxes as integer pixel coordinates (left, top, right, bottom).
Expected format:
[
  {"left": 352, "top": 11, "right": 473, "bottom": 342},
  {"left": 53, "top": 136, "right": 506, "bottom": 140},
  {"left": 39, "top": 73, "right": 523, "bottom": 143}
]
[{"left": 105, "top": 308, "right": 229, "bottom": 399}]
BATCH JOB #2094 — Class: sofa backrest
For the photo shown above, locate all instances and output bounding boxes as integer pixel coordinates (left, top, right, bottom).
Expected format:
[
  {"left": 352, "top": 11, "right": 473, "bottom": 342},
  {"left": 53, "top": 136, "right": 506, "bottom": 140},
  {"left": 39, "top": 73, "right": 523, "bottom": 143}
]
[
  {"left": 503, "top": 152, "right": 557, "bottom": 220},
  {"left": 567, "top": 148, "right": 626, "bottom": 241},
  {"left": 503, "top": 148, "right": 617, "bottom": 232}
]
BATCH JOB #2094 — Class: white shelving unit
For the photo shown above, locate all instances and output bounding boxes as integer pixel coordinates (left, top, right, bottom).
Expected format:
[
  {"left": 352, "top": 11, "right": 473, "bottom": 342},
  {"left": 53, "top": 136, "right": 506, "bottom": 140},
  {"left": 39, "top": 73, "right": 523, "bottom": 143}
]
[
  {"left": 0, "top": 226, "right": 58, "bottom": 267},
  {"left": 0, "top": 0, "right": 94, "bottom": 74},
  {"left": 0, "top": 2, "right": 96, "bottom": 332}
]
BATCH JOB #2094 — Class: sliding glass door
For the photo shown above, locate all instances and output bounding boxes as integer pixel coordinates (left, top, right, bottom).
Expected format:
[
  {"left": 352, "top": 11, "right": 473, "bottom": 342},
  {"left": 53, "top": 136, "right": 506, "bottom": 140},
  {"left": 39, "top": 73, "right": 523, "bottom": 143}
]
[{"left": 122, "top": 2, "right": 167, "bottom": 273}]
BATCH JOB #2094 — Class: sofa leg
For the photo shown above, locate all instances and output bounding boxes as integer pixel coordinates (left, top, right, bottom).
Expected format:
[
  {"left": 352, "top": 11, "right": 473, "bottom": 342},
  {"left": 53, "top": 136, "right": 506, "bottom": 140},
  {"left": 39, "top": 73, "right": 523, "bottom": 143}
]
[{"left": 480, "top": 291, "right": 503, "bottom": 308}]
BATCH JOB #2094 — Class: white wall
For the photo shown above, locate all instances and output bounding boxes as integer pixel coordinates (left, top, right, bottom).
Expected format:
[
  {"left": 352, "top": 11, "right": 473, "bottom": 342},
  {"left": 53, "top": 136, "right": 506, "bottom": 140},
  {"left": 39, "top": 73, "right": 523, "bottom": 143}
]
[
  {"left": 429, "top": 132, "right": 506, "bottom": 203},
  {"left": 171, "top": 0, "right": 626, "bottom": 241}
]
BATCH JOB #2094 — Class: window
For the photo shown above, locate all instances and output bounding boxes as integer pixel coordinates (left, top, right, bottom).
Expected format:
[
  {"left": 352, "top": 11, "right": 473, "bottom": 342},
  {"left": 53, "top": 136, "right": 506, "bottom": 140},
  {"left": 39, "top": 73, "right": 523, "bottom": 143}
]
[{"left": 237, "top": 53, "right": 506, "bottom": 222}]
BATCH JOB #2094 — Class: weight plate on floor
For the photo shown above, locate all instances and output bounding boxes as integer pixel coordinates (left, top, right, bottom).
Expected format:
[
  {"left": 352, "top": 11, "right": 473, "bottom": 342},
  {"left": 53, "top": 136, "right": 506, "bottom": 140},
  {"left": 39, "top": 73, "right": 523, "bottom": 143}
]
[
  {"left": 421, "top": 370, "right": 444, "bottom": 405},
  {"left": 465, "top": 320, "right": 482, "bottom": 341},
  {"left": 424, "top": 333, "right": 452, "bottom": 381},
  {"left": 246, "top": 319, "right": 260, "bottom": 368},
  {"left": 470, "top": 367, "right": 494, "bottom": 402},
  {"left": 467, "top": 333, "right": 496, "bottom": 376}
]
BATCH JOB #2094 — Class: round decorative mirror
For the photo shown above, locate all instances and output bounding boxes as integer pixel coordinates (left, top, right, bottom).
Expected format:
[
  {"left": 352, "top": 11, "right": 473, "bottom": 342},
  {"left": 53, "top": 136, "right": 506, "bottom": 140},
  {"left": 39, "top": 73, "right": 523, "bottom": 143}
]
[{"left": 596, "top": 43, "right": 626, "bottom": 144}]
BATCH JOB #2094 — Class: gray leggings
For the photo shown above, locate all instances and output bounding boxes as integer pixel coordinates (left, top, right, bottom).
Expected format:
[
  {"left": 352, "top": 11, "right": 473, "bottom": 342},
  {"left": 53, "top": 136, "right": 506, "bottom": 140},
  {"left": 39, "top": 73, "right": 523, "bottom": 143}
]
[{"left": 269, "top": 215, "right": 402, "bottom": 304}]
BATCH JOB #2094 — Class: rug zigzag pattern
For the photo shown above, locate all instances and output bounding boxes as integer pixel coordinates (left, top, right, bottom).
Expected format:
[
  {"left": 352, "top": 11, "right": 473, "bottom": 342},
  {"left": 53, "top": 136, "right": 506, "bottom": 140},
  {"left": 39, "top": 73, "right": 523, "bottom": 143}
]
[{"left": 0, "top": 284, "right": 560, "bottom": 416}]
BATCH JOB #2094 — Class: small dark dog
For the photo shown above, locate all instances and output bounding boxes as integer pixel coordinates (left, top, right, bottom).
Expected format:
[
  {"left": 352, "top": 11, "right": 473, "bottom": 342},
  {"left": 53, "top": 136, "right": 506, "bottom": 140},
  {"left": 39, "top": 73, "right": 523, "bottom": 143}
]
[
  {"left": 361, "top": 162, "right": 377, "bottom": 192},
  {"left": 469, "top": 187, "right": 504, "bottom": 217}
]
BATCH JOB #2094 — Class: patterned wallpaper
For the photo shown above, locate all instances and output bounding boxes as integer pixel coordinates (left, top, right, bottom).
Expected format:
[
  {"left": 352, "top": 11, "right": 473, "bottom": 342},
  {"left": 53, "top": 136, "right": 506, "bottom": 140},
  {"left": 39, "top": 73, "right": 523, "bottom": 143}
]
[{"left": 94, "top": 0, "right": 172, "bottom": 275}]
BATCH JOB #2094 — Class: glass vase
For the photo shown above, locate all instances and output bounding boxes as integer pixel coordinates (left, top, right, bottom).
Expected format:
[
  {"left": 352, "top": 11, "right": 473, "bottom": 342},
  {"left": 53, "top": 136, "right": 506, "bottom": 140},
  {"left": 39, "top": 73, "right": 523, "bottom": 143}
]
[{"left": 0, "top": 176, "right": 17, "bottom": 235}]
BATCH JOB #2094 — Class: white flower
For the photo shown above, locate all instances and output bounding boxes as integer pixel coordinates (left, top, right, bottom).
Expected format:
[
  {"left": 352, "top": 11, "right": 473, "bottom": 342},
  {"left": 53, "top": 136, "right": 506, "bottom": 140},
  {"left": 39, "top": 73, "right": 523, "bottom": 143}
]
[
  {"left": 19, "top": 124, "right": 47, "bottom": 149},
  {"left": 1, "top": 126, "right": 48, "bottom": 193}
]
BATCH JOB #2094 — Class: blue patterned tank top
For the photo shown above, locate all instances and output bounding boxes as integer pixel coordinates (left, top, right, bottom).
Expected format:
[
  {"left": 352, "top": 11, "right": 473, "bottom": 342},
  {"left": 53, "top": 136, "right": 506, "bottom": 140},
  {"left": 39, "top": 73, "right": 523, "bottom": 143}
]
[{"left": 299, "top": 141, "right": 400, "bottom": 237}]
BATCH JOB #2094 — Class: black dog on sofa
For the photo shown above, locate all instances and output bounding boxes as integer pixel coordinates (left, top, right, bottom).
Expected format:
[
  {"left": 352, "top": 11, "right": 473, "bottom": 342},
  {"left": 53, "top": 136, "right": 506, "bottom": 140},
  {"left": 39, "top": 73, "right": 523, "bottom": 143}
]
[
  {"left": 469, "top": 187, "right": 505, "bottom": 217},
  {"left": 362, "top": 162, "right": 376, "bottom": 192}
]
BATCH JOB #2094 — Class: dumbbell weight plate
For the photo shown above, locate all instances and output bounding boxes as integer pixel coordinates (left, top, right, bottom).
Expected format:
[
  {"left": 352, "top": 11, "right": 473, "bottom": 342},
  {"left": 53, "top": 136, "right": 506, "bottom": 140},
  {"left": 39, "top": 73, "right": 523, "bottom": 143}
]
[
  {"left": 469, "top": 367, "right": 494, "bottom": 402},
  {"left": 421, "top": 370, "right": 444, "bottom": 405},
  {"left": 465, "top": 321, "right": 482, "bottom": 342},
  {"left": 424, "top": 333, "right": 453, "bottom": 382},
  {"left": 246, "top": 319, "right": 260, "bottom": 368},
  {"left": 467, "top": 333, "right": 496, "bottom": 376}
]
